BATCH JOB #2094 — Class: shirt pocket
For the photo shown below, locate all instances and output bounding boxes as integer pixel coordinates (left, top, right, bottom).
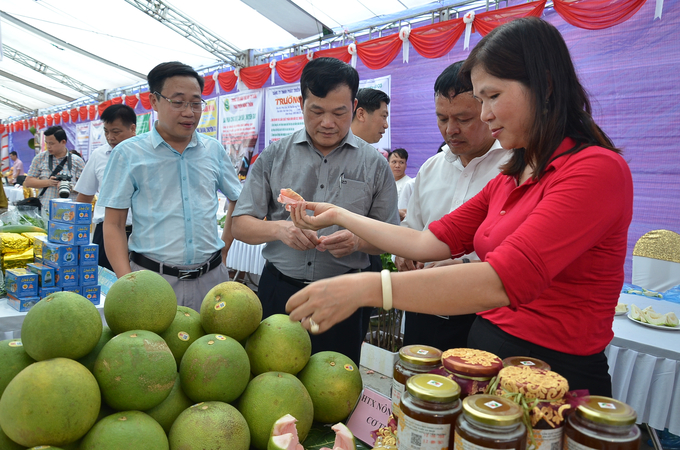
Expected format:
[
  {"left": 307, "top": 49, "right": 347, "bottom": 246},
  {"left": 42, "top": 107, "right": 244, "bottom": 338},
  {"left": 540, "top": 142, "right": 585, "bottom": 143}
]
[{"left": 341, "top": 178, "right": 371, "bottom": 215}]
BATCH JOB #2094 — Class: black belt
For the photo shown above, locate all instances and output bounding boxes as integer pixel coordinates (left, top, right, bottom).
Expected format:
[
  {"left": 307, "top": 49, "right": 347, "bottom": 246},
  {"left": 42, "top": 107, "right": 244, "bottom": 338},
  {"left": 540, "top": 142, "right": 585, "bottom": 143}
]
[
  {"left": 130, "top": 250, "right": 222, "bottom": 280},
  {"left": 265, "top": 261, "right": 363, "bottom": 289}
]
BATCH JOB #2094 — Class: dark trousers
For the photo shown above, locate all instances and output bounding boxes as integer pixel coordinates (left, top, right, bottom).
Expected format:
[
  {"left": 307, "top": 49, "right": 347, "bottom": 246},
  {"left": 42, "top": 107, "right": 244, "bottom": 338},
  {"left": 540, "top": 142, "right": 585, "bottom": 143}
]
[
  {"left": 258, "top": 263, "right": 370, "bottom": 365},
  {"left": 93, "top": 222, "right": 132, "bottom": 271},
  {"left": 403, "top": 312, "right": 477, "bottom": 350},
  {"left": 467, "top": 316, "right": 612, "bottom": 396}
]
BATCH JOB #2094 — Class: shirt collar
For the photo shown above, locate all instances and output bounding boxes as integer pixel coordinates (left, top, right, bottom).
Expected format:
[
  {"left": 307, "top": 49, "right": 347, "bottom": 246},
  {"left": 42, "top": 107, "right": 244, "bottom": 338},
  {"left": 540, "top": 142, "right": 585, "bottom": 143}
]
[
  {"left": 293, "top": 127, "right": 359, "bottom": 152},
  {"left": 443, "top": 139, "right": 505, "bottom": 164},
  {"left": 150, "top": 120, "right": 200, "bottom": 151}
]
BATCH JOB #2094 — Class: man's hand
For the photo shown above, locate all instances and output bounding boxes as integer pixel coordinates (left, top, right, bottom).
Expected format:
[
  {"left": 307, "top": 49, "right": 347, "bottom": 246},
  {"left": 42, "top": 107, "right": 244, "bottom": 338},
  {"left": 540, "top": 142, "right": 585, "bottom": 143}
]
[
  {"left": 316, "top": 230, "right": 359, "bottom": 258},
  {"left": 277, "top": 221, "right": 320, "bottom": 251},
  {"left": 395, "top": 256, "right": 424, "bottom": 271},
  {"left": 399, "top": 208, "right": 407, "bottom": 221}
]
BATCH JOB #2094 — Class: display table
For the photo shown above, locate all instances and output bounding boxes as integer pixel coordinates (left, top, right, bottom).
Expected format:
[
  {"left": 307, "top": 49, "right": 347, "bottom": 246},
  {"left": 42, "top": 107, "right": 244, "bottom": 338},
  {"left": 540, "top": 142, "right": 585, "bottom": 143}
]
[
  {"left": 225, "top": 239, "right": 265, "bottom": 277},
  {"left": 3, "top": 185, "right": 25, "bottom": 204},
  {"left": 607, "top": 293, "right": 680, "bottom": 434},
  {"left": 0, "top": 295, "right": 107, "bottom": 340}
]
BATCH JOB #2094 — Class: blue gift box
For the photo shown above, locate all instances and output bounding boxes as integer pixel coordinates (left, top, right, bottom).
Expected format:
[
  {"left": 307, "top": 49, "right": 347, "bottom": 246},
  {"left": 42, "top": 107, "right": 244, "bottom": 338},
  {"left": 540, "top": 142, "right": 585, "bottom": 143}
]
[
  {"left": 40, "top": 240, "right": 78, "bottom": 268},
  {"left": 55, "top": 266, "right": 79, "bottom": 288},
  {"left": 49, "top": 198, "right": 92, "bottom": 224},
  {"left": 5, "top": 269, "right": 39, "bottom": 298},
  {"left": 79, "top": 266, "right": 98, "bottom": 286},
  {"left": 81, "top": 285, "right": 101, "bottom": 305},
  {"left": 62, "top": 286, "right": 82, "bottom": 296},
  {"left": 48, "top": 221, "right": 90, "bottom": 246},
  {"left": 26, "top": 262, "right": 56, "bottom": 287},
  {"left": 7, "top": 294, "right": 40, "bottom": 312},
  {"left": 79, "top": 244, "right": 99, "bottom": 266},
  {"left": 39, "top": 286, "right": 62, "bottom": 298}
]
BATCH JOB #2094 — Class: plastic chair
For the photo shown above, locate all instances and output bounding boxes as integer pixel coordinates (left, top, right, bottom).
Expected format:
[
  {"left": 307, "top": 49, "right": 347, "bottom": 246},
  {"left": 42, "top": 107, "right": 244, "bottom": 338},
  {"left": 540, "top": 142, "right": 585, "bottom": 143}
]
[{"left": 632, "top": 230, "right": 680, "bottom": 292}]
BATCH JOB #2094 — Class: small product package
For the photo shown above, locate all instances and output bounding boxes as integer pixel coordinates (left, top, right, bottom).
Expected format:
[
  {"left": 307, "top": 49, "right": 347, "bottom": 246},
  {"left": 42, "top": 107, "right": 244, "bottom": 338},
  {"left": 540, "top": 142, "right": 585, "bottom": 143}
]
[
  {"left": 49, "top": 198, "right": 92, "bottom": 224},
  {"left": 0, "top": 233, "right": 30, "bottom": 254},
  {"left": 1, "top": 248, "right": 34, "bottom": 272},
  {"left": 48, "top": 221, "right": 90, "bottom": 246},
  {"left": 62, "top": 286, "right": 82, "bottom": 296},
  {"left": 79, "top": 244, "right": 99, "bottom": 266},
  {"left": 81, "top": 285, "right": 101, "bottom": 305},
  {"left": 7, "top": 294, "right": 40, "bottom": 312},
  {"left": 5, "top": 268, "right": 39, "bottom": 298},
  {"left": 40, "top": 240, "right": 78, "bottom": 268},
  {"left": 39, "top": 286, "right": 62, "bottom": 298},
  {"left": 79, "top": 265, "right": 98, "bottom": 286},
  {"left": 54, "top": 266, "right": 79, "bottom": 288},
  {"left": 26, "top": 262, "right": 56, "bottom": 287}
]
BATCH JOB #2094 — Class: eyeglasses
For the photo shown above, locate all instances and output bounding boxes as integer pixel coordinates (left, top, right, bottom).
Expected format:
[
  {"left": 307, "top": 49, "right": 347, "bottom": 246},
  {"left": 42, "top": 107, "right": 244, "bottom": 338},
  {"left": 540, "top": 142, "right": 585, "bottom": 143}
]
[{"left": 154, "top": 92, "right": 206, "bottom": 112}]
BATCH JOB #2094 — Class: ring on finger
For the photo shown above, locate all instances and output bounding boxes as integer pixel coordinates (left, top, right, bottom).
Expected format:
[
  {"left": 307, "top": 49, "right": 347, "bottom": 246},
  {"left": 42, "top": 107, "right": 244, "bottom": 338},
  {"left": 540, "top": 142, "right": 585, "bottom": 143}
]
[{"left": 308, "top": 317, "right": 320, "bottom": 334}]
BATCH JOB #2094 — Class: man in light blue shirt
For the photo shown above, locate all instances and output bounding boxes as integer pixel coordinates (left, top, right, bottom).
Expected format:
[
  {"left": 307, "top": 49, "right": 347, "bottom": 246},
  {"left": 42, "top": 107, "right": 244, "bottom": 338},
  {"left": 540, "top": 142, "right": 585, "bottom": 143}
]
[{"left": 98, "top": 61, "right": 241, "bottom": 311}]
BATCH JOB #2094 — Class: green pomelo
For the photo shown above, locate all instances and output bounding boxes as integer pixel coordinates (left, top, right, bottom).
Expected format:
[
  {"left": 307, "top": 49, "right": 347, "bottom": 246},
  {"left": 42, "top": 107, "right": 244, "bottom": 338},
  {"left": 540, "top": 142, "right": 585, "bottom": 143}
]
[
  {"left": 77, "top": 326, "right": 115, "bottom": 373},
  {"left": 200, "top": 282, "right": 262, "bottom": 341},
  {"left": 245, "top": 314, "right": 311, "bottom": 375},
  {"left": 169, "top": 401, "right": 250, "bottom": 450},
  {"left": 21, "top": 292, "right": 102, "bottom": 361},
  {"left": 0, "top": 339, "right": 35, "bottom": 398},
  {"left": 237, "top": 372, "right": 314, "bottom": 450},
  {"left": 179, "top": 333, "right": 250, "bottom": 403},
  {"left": 160, "top": 306, "right": 206, "bottom": 367},
  {"left": 0, "top": 358, "right": 100, "bottom": 447},
  {"left": 80, "top": 411, "right": 168, "bottom": 450},
  {"left": 297, "top": 351, "right": 363, "bottom": 423},
  {"left": 28, "top": 447, "right": 65, "bottom": 449},
  {"left": 145, "top": 373, "right": 193, "bottom": 434},
  {"left": 104, "top": 270, "right": 177, "bottom": 335},
  {"left": 93, "top": 330, "right": 176, "bottom": 411},
  {"left": 0, "top": 425, "right": 25, "bottom": 450}
]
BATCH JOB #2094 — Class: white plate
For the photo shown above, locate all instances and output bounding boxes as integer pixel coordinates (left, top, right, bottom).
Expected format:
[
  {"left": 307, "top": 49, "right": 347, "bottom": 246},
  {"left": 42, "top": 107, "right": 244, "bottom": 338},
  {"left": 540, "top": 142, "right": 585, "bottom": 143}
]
[
  {"left": 626, "top": 314, "right": 680, "bottom": 331},
  {"left": 615, "top": 310, "right": 628, "bottom": 316}
]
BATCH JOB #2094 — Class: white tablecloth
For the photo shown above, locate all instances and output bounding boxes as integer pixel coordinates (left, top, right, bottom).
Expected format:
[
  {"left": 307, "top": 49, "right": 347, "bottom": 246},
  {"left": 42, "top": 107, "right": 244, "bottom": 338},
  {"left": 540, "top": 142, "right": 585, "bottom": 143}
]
[
  {"left": 607, "top": 293, "right": 680, "bottom": 434},
  {"left": 225, "top": 239, "right": 265, "bottom": 276},
  {"left": 0, "top": 295, "right": 107, "bottom": 340},
  {"left": 3, "top": 185, "right": 25, "bottom": 204}
]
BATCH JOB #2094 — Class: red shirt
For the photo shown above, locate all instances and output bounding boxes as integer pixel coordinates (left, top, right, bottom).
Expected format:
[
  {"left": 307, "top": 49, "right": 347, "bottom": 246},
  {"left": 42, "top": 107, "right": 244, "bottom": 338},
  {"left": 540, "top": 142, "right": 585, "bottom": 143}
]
[{"left": 429, "top": 138, "right": 633, "bottom": 355}]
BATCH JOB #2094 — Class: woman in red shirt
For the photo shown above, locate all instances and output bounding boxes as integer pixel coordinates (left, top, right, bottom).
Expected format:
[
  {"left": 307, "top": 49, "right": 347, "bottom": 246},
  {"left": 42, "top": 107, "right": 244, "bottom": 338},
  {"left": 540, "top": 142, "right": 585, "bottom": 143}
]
[{"left": 286, "top": 17, "right": 633, "bottom": 396}]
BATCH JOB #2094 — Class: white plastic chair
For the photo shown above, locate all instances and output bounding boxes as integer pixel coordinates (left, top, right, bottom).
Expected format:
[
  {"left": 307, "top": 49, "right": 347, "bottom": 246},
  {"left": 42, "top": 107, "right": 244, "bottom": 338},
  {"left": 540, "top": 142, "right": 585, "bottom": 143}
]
[{"left": 631, "top": 230, "right": 680, "bottom": 292}]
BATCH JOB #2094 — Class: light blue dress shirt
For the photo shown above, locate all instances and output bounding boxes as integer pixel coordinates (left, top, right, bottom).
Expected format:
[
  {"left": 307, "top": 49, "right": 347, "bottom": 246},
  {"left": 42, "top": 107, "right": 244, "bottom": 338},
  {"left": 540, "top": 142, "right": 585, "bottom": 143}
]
[{"left": 98, "top": 123, "right": 241, "bottom": 266}]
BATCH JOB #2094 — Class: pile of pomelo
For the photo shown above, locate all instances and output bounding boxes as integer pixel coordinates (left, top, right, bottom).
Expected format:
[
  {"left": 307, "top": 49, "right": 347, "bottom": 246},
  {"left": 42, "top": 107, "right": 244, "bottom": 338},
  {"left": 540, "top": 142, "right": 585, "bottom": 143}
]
[{"left": 0, "top": 270, "right": 363, "bottom": 450}]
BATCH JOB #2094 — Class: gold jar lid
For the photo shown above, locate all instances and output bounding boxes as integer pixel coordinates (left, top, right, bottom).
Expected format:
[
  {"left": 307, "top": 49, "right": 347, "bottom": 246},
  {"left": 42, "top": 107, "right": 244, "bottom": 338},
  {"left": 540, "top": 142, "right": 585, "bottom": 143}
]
[
  {"left": 406, "top": 374, "right": 461, "bottom": 403},
  {"left": 399, "top": 345, "right": 442, "bottom": 365},
  {"left": 442, "top": 348, "right": 503, "bottom": 377},
  {"left": 495, "top": 366, "right": 569, "bottom": 401},
  {"left": 502, "top": 356, "right": 551, "bottom": 371},
  {"left": 576, "top": 396, "right": 637, "bottom": 426},
  {"left": 462, "top": 395, "right": 523, "bottom": 426}
]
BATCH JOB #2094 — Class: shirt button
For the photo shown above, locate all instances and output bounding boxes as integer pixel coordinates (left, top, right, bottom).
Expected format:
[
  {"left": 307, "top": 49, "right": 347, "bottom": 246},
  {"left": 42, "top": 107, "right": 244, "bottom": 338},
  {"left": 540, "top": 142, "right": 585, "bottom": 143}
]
[
  {"left": 188, "top": 239, "right": 192, "bottom": 243},
  {"left": 320, "top": 184, "right": 324, "bottom": 189},
  {"left": 183, "top": 177, "right": 186, "bottom": 180},
  {"left": 307, "top": 262, "right": 312, "bottom": 266},
  {"left": 500, "top": 210, "right": 506, "bottom": 215},
  {"left": 324, "top": 159, "right": 327, "bottom": 163}
]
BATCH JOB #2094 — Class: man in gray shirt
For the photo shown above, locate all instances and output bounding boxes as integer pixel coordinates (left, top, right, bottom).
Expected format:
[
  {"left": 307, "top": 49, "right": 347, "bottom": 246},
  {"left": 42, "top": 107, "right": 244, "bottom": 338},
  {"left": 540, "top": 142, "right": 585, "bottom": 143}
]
[{"left": 232, "top": 57, "right": 399, "bottom": 364}]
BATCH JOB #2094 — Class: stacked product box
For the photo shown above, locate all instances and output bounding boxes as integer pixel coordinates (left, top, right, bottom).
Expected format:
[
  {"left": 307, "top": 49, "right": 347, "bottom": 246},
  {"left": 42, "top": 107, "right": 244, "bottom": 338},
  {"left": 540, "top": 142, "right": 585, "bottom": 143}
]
[
  {"left": 5, "top": 268, "right": 39, "bottom": 311},
  {"left": 28, "top": 199, "right": 102, "bottom": 306}
]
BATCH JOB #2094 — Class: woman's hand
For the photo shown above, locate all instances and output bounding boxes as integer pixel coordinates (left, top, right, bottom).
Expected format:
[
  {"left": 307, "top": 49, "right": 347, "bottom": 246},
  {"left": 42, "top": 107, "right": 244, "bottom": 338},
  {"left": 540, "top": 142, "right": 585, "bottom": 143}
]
[{"left": 289, "top": 202, "right": 343, "bottom": 231}]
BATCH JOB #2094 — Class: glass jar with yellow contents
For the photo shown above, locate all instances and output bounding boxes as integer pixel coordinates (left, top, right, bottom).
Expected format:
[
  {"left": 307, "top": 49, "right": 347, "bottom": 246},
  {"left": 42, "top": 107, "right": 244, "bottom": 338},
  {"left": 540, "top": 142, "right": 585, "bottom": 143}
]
[
  {"left": 454, "top": 394, "right": 527, "bottom": 450},
  {"left": 392, "top": 345, "right": 443, "bottom": 422},
  {"left": 441, "top": 348, "right": 503, "bottom": 399},
  {"left": 398, "top": 374, "right": 462, "bottom": 450},
  {"left": 564, "top": 396, "right": 640, "bottom": 450}
]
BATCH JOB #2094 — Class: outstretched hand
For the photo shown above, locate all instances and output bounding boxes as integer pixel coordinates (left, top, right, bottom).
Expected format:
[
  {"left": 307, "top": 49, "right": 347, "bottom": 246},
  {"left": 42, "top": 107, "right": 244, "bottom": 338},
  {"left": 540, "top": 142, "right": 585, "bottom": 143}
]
[{"left": 289, "top": 202, "right": 342, "bottom": 231}]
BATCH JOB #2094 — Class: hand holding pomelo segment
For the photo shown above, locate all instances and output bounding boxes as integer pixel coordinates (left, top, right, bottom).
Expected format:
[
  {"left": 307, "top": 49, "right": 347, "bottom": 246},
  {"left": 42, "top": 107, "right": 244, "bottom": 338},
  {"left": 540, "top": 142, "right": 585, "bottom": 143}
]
[
  {"left": 277, "top": 188, "right": 305, "bottom": 211},
  {"left": 289, "top": 201, "right": 342, "bottom": 232}
]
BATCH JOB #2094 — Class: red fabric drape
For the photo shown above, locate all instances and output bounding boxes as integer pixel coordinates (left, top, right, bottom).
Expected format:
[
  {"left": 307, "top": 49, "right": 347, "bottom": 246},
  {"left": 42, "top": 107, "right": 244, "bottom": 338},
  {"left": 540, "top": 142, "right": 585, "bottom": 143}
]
[
  {"left": 276, "top": 54, "right": 309, "bottom": 83},
  {"left": 29, "top": 118, "right": 36, "bottom": 128},
  {"left": 315, "top": 46, "right": 352, "bottom": 63},
  {"left": 88, "top": 105, "right": 97, "bottom": 120},
  {"left": 240, "top": 64, "right": 271, "bottom": 90},
  {"left": 98, "top": 100, "right": 112, "bottom": 116},
  {"left": 0, "top": 124, "right": 5, "bottom": 134},
  {"left": 553, "top": 0, "right": 645, "bottom": 30},
  {"left": 357, "top": 33, "right": 402, "bottom": 70},
  {"left": 473, "top": 1, "right": 546, "bottom": 36},
  {"left": 46, "top": 116, "right": 54, "bottom": 126},
  {"left": 37, "top": 116, "right": 46, "bottom": 128},
  {"left": 111, "top": 97, "right": 122, "bottom": 105},
  {"left": 125, "top": 95, "right": 139, "bottom": 109},
  {"left": 61, "top": 111, "right": 69, "bottom": 123},
  {"left": 203, "top": 76, "right": 215, "bottom": 96},
  {"left": 52, "top": 113, "right": 61, "bottom": 124},
  {"left": 409, "top": 18, "right": 466, "bottom": 59},
  {"left": 140, "top": 92, "right": 152, "bottom": 110},
  {"left": 218, "top": 71, "right": 237, "bottom": 93},
  {"left": 79, "top": 106, "right": 88, "bottom": 121},
  {"left": 70, "top": 109, "right": 79, "bottom": 123}
]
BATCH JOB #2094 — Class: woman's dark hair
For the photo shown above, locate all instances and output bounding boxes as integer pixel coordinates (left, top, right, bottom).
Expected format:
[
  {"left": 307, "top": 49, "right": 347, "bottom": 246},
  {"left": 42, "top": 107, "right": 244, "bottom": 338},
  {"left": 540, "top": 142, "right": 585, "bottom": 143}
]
[
  {"left": 147, "top": 61, "right": 204, "bottom": 97},
  {"left": 300, "top": 57, "right": 359, "bottom": 104},
  {"left": 460, "top": 17, "right": 620, "bottom": 180}
]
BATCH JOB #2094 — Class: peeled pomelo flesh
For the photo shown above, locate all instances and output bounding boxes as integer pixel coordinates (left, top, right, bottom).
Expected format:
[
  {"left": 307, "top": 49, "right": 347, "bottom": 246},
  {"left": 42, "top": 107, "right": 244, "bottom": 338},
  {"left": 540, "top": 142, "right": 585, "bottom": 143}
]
[
  {"left": 644, "top": 310, "right": 666, "bottom": 325},
  {"left": 268, "top": 414, "right": 303, "bottom": 450},
  {"left": 629, "top": 304, "right": 643, "bottom": 321},
  {"left": 320, "top": 422, "right": 356, "bottom": 450},
  {"left": 665, "top": 312, "right": 679, "bottom": 327},
  {"left": 277, "top": 189, "right": 305, "bottom": 211}
]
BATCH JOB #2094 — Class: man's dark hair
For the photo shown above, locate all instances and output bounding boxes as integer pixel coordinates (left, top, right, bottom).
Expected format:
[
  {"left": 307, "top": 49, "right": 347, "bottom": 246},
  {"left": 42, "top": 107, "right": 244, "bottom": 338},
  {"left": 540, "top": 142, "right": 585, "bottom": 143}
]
[
  {"left": 148, "top": 61, "right": 204, "bottom": 98},
  {"left": 44, "top": 126, "right": 67, "bottom": 143},
  {"left": 389, "top": 148, "right": 408, "bottom": 162},
  {"left": 300, "top": 57, "right": 359, "bottom": 104},
  {"left": 101, "top": 104, "right": 137, "bottom": 127},
  {"left": 354, "top": 88, "right": 390, "bottom": 118},
  {"left": 9, "top": 151, "right": 17, "bottom": 157},
  {"left": 434, "top": 61, "right": 469, "bottom": 100}
]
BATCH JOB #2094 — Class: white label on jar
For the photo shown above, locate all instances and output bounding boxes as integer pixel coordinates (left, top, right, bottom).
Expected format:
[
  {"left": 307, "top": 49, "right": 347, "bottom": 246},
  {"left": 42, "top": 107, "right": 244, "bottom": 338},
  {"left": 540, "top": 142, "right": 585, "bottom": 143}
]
[
  {"left": 484, "top": 400, "right": 503, "bottom": 409},
  {"left": 392, "top": 379, "right": 405, "bottom": 420},
  {"left": 564, "top": 435, "right": 598, "bottom": 450},
  {"left": 454, "top": 431, "right": 497, "bottom": 450},
  {"left": 398, "top": 414, "right": 450, "bottom": 450},
  {"left": 597, "top": 402, "right": 616, "bottom": 410},
  {"left": 520, "top": 360, "right": 536, "bottom": 366},
  {"left": 529, "top": 427, "right": 564, "bottom": 450}
]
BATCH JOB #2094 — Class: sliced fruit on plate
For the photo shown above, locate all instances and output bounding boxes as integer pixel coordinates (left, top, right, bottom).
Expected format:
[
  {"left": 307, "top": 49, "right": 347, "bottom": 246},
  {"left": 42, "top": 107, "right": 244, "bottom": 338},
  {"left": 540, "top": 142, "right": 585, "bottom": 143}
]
[
  {"left": 630, "top": 304, "right": 644, "bottom": 321},
  {"left": 644, "top": 310, "right": 667, "bottom": 326},
  {"left": 665, "top": 312, "right": 679, "bottom": 327},
  {"left": 320, "top": 422, "right": 356, "bottom": 450},
  {"left": 615, "top": 303, "right": 628, "bottom": 313}
]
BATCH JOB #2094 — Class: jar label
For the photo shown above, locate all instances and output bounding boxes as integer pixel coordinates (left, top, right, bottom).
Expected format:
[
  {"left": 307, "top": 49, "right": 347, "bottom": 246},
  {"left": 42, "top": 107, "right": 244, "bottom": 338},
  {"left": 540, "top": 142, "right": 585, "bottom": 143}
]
[
  {"left": 529, "top": 426, "right": 564, "bottom": 450},
  {"left": 564, "top": 435, "right": 599, "bottom": 450},
  {"left": 520, "top": 360, "right": 536, "bottom": 366},
  {"left": 399, "top": 414, "right": 451, "bottom": 450},
  {"left": 597, "top": 402, "right": 616, "bottom": 410},
  {"left": 454, "top": 432, "right": 498, "bottom": 450},
  {"left": 392, "top": 379, "right": 405, "bottom": 421}
]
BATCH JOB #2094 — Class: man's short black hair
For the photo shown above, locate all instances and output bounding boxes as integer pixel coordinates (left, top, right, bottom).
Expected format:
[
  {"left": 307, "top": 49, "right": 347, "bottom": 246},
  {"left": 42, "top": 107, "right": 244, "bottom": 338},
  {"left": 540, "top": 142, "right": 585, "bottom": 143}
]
[
  {"left": 354, "top": 88, "right": 390, "bottom": 118},
  {"left": 9, "top": 151, "right": 17, "bottom": 157},
  {"left": 148, "top": 61, "right": 204, "bottom": 98},
  {"left": 434, "top": 61, "right": 469, "bottom": 99},
  {"left": 300, "top": 57, "right": 359, "bottom": 104},
  {"left": 389, "top": 148, "right": 408, "bottom": 162},
  {"left": 101, "top": 104, "right": 137, "bottom": 127},
  {"left": 44, "top": 126, "right": 67, "bottom": 143}
]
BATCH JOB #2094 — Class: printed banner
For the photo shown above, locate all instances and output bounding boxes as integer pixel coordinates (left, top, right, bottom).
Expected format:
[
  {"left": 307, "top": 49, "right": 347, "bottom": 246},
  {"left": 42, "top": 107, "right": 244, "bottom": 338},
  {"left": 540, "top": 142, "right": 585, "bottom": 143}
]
[
  {"left": 136, "top": 113, "right": 152, "bottom": 135},
  {"left": 359, "top": 75, "right": 391, "bottom": 151},
  {"left": 197, "top": 98, "right": 218, "bottom": 138},
  {"left": 218, "top": 90, "right": 264, "bottom": 180},
  {"left": 88, "top": 120, "right": 105, "bottom": 160},
  {"left": 264, "top": 84, "right": 304, "bottom": 146},
  {"left": 76, "top": 124, "right": 90, "bottom": 159}
]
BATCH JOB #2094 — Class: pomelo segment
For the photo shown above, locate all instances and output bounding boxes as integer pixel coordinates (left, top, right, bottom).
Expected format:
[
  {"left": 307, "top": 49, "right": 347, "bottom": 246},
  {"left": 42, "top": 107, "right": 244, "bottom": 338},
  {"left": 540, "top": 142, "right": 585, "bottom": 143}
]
[
  {"left": 268, "top": 414, "right": 303, "bottom": 450},
  {"left": 320, "top": 422, "right": 357, "bottom": 450}
]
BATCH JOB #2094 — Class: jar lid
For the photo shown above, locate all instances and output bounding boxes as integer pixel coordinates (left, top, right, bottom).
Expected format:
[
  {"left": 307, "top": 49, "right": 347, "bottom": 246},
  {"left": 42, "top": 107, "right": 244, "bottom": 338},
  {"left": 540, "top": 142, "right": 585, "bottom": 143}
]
[
  {"left": 442, "top": 348, "right": 503, "bottom": 377},
  {"left": 399, "top": 345, "right": 442, "bottom": 365},
  {"left": 576, "top": 396, "right": 637, "bottom": 426},
  {"left": 406, "top": 374, "right": 461, "bottom": 403},
  {"left": 462, "top": 395, "right": 523, "bottom": 426},
  {"left": 495, "top": 366, "right": 569, "bottom": 401},
  {"left": 502, "top": 356, "right": 551, "bottom": 371}
]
